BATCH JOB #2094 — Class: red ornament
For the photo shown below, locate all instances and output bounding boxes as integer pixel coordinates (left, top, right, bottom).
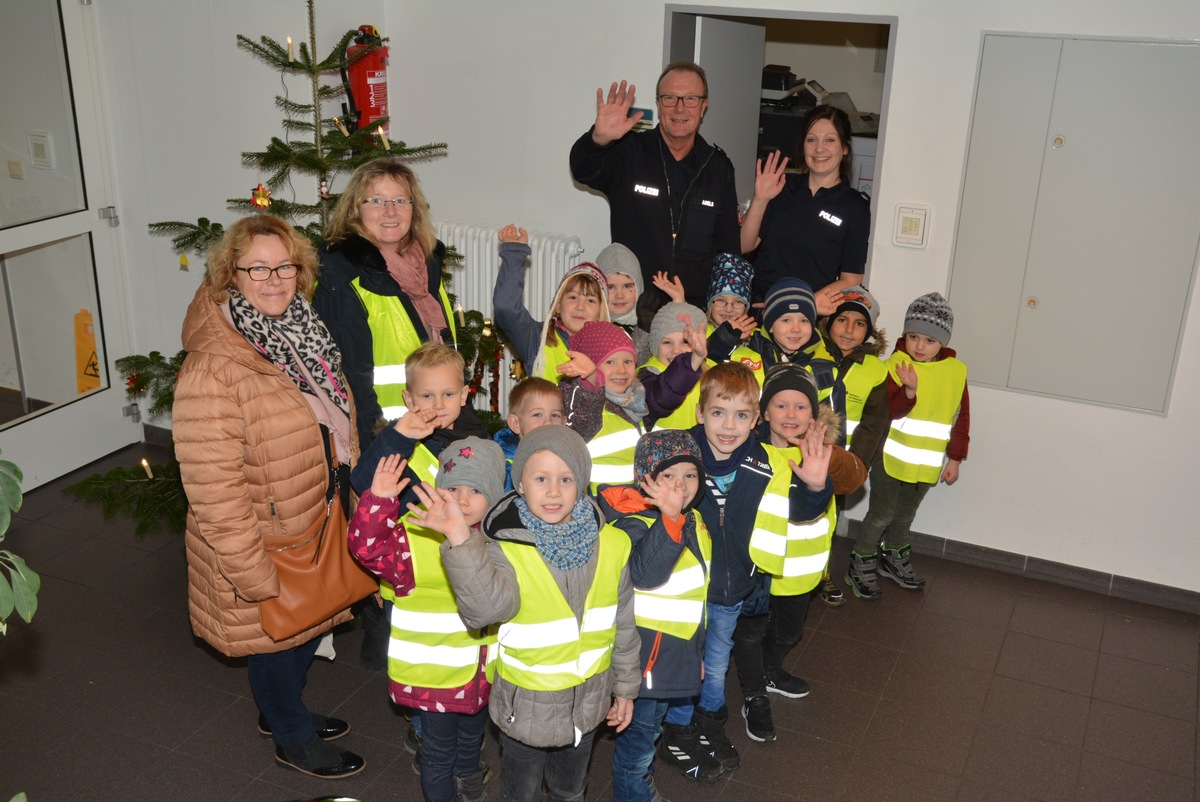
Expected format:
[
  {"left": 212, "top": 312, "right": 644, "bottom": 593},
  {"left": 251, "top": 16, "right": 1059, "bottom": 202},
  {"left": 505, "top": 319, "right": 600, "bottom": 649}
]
[{"left": 251, "top": 183, "right": 272, "bottom": 209}]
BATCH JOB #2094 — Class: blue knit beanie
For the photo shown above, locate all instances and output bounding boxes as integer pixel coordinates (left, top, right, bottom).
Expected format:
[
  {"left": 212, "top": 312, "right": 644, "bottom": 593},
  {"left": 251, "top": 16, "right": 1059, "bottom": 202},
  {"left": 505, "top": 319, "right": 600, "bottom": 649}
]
[
  {"left": 707, "top": 253, "right": 753, "bottom": 308},
  {"left": 763, "top": 278, "right": 817, "bottom": 333}
]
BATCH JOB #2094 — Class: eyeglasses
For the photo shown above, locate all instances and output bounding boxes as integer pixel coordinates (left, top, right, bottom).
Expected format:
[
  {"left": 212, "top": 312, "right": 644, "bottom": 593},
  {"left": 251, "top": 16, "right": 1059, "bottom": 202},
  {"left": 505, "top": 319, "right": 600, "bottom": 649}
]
[
  {"left": 235, "top": 264, "right": 300, "bottom": 281},
  {"left": 361, "top": 197, "right": 412, "bottom": 208},
  {"left": 711, "top": 297, "right": 747, "bottom": 311},
  {"left": 657, "top": 94, "right": 706, "bottom": 108}
]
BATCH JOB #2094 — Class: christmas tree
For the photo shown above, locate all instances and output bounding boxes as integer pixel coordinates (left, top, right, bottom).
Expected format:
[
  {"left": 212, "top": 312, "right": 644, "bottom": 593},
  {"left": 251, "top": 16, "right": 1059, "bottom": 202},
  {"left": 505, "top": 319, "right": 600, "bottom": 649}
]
[{"left": 70, "top": 1, "right": 511, "bottom": 535}]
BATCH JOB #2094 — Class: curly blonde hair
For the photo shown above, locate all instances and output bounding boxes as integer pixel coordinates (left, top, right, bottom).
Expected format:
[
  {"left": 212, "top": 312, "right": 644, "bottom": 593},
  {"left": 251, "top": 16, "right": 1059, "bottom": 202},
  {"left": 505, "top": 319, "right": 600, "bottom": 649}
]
[
  {"left": 203, "top": 214, "right": 318, "bottom": 303},
  {"left": 325, "top": 157, "right": 436, "bottom": 261}
]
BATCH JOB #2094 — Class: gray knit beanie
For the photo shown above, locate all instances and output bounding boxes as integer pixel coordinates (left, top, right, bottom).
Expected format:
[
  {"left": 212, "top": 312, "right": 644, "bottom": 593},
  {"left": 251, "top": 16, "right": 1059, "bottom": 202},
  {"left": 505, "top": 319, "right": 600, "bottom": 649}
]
[
  {"left": 832, "top": 285, "right": 880, "bottom": 329},
  {"left": 596, "top": 243, "right": 643, "bottom": 295},
  {"left": 649, "top": 302, "right": 707, "bottom": 355},
  {"left": 436, "top": 437, "right": 506, "bottom": 507},
  {"left": 904, "top": 292, "right": 954, "bottom": 345},
  {"left": 512, "top": 425, "right": 592, "bottom": 502}
]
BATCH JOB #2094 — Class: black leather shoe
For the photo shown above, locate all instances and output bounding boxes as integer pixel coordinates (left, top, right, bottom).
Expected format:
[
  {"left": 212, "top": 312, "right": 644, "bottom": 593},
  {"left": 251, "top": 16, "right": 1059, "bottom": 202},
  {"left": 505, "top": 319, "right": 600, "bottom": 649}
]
[
  {"left": 275, "top": 739, "right": 365, "bottom": 779},
  {"left": 258, "top": 713, "right": 350, "bottom": 741}
]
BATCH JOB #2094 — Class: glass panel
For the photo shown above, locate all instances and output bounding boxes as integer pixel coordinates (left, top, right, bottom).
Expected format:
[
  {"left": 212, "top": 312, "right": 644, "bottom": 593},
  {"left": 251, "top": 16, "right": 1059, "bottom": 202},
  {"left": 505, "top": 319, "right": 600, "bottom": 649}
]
[
  {"left": 0, "top": 0, "right": 86, "bottom": 229},
  {"left": 0, "top": 233, "right": 107, "bottom": 428}
]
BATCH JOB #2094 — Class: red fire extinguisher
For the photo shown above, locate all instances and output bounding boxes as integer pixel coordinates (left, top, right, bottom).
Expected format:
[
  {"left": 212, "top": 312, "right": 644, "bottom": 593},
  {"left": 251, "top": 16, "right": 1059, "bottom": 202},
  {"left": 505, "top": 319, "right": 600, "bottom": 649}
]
[{"left": 344, "top": 25, "right": 389, "bottom": 133}]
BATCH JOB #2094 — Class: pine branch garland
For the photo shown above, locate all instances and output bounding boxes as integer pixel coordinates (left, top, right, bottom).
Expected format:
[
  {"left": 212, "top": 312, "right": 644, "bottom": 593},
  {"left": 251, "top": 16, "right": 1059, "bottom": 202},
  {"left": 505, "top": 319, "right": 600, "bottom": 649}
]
[{"left": 64, "top": 461, "right": 188, "bottom": 539}]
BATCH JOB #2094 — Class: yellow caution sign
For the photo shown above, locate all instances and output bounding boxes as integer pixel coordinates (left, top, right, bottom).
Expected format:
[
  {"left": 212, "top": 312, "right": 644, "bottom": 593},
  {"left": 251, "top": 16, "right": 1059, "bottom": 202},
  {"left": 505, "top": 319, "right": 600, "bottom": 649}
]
[{"left": 75, "top": 308, "right": 101, "bottom": 393}]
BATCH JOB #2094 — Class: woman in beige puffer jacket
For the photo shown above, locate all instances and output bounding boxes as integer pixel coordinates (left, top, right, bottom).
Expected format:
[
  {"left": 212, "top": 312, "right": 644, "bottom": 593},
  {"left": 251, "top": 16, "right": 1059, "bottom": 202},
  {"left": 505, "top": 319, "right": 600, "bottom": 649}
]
[{"left": 173, "top": 215, "right": 364, "bottom": 780}]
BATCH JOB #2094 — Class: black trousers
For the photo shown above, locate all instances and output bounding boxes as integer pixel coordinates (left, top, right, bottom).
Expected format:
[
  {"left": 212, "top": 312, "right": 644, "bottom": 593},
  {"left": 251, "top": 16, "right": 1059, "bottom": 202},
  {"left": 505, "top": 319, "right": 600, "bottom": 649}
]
[{"left": 732, "top": 588, "right": 815, "bottom": 698}]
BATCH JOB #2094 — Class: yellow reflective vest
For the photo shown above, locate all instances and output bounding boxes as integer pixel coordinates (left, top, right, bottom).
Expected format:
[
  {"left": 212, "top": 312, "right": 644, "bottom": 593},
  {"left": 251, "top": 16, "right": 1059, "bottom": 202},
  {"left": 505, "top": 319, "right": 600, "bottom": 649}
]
[
  {"left": 628, "top": 512, "right": 712, "bottom": 641},
  {"left": 587, "top": 408, "right": 641, "bottom": 492},
  {"left": 881, "top": 354, "right": 967, "bottom": 484},
  {"left": 537, "top": 335, "right": 573, "bottom": 385},
  {"left": 748, "top": 444, "right": 837, "bottom": 596},
  {"left": 379, "top": 444, "right": 441, "bottom": 604},
  {"left": 493, "top": 526, "right": 630, "bottom": 691},
  {"left": 840, "top": 355, "right": 888, "bottom": 447},
  {"left": 387, "top": 521, "right": 497, "bottom": 688},
  {"left": 349, "top": 277, "right": 457, "bottom": 420}
]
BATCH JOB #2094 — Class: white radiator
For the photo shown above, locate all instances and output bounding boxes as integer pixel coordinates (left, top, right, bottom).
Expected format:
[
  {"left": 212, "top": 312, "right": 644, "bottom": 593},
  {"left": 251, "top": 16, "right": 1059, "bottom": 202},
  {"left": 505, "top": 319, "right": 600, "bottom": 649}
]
[{"left": 434, "top": 220, "right": 585, "bottom": 413}]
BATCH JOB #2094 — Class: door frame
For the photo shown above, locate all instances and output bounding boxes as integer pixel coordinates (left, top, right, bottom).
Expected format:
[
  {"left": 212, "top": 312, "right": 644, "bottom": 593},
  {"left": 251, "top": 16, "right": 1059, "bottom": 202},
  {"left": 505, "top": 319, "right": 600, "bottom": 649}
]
[{"left": 0, "top": 1, "right": 139, "bottom": 489}]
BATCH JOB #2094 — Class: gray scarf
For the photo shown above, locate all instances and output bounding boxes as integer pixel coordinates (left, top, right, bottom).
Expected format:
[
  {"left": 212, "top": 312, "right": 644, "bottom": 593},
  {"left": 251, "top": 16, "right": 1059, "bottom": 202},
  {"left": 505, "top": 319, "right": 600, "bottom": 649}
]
[{"left": 514, "top": 494, "right": 598, "bottom": 570}]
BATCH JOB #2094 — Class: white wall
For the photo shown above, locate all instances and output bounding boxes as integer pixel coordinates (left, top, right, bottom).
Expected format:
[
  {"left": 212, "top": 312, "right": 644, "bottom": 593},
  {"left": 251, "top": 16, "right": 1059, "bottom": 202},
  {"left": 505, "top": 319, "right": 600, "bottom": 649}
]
[{"left": 94, "top": 0, "right": 1200, "bottom": 592}]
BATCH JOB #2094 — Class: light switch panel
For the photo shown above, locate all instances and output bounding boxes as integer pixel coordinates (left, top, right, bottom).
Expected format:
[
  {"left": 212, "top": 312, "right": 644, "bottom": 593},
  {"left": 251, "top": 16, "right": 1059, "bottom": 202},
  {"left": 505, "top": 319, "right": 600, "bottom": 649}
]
[{"left": 894, "top": 203, "right": 930, "bottom": 248}]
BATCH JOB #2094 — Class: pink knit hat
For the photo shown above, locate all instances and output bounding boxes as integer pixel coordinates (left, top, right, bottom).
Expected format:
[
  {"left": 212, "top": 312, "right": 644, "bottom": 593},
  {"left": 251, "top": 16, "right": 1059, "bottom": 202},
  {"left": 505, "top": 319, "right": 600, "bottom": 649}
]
[{"left": 570, "top": 321, "right": 635, "bottom": 367}]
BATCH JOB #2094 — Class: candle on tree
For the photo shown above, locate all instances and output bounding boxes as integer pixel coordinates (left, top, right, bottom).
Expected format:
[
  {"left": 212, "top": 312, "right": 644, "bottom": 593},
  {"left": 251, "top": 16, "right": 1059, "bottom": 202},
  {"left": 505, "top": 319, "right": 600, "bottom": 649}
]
[
  {"left": 141, "top": 458, "right": 154, "bottom": 480},
  {"left": 286, "top": 36, "right": 295, "bottom": 62},
  {"left": 375, "top": 126, "right": 390, "bottom": 151}
]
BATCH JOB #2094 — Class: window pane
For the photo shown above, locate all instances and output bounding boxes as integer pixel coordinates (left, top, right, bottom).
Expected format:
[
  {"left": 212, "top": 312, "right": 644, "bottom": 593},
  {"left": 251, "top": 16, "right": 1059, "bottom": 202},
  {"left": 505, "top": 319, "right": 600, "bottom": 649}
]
[
  {"left": 0, "top": 0, "right": 86, "bottom": 229},
  {"left": 0, "top": 233, "right": 107, "bottom": 428}
]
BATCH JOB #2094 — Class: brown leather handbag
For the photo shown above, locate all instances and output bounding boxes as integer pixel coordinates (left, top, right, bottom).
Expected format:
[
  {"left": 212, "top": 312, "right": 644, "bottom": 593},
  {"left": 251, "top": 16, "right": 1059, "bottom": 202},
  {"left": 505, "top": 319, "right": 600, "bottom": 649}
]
[{"left": 258, "top": 430, "right": 376, "bottom": 641}]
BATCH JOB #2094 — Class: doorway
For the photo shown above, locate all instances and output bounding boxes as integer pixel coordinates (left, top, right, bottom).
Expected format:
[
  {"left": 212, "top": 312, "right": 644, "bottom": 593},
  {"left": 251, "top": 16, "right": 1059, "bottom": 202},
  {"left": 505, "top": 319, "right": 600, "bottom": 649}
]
[
  {"left": 664, "top": 6, "right": 896, "bottom": 273},
  {"left": 0, "top": 1, "right": 139, "bottom": 487}
]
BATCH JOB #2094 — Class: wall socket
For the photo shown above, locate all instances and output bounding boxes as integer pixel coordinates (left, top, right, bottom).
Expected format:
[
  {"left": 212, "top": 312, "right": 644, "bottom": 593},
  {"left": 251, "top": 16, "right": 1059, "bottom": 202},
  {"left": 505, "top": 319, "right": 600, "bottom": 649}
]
[{"left": 6, "top": 160, "right": 24, "bottom": 180}]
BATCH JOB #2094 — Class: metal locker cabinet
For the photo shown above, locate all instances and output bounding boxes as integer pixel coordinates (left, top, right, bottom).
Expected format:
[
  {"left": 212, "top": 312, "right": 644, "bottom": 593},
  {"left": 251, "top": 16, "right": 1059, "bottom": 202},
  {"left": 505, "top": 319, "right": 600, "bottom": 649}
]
[{"left": 950, "top": 35, "right": 1200, "bottom": 412}]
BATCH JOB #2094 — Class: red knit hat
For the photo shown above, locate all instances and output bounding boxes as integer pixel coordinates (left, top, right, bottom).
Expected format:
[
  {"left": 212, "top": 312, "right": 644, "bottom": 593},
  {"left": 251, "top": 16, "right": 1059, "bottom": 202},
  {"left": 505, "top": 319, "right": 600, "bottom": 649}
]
[{"left": 570, "top": 321, "right": 635, "bottom": 367}]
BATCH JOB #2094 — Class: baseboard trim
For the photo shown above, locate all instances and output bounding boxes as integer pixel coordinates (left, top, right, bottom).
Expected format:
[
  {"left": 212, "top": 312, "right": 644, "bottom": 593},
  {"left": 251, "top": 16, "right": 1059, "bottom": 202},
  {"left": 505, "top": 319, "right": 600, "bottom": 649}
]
[{"left": 839, "top": 521, "right": 1200, "bottom": 615}]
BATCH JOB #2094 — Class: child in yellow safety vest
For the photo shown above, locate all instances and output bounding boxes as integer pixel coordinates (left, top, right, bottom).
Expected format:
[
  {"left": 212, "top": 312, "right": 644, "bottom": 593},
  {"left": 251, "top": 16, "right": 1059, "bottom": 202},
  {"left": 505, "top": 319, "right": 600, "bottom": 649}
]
[
  {"left": 639, "top": 302, "right": 710, "bottom": 432},
  {"left": 492, "top": 223, "right": 610, "bottom": 383},
  {"left": 347, "top": 436, "right": 506, "bottom": 802},
  {"left": 847, "top": 292, "right": 970, "bottom": 600},
  {"left": 557, "top": 321, "right": 648, "bottom": 492},
  {"left": 415, "top": 425, "right": 640, "bottom": 802},
  {"left": 815, "top": 285, "right": 889, "bottom": 606},
  {"left": 658, "top": 253, "right": 760, "bottom": 373},
  {"left": 735, "top": 363, "right": 866, "bottom": 743},
  {"left": 600, "top": 429, "right": 725, "bottom": 794},
  {"left": 349, "top": 343, "right": 489, "bottom": 675}
]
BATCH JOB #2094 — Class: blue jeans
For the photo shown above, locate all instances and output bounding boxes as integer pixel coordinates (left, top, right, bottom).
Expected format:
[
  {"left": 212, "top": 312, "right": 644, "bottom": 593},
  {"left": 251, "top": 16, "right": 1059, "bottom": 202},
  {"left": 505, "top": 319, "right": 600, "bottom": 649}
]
[
  {"left": 419, "top": 708, "right": 488, "bottom": 802},
  {"left": 246, "top": 636, "right": 321, "bottom": 748},
  {"left": 664, "top": 600, "right": 743, "bottom": 725},
  {"left": 612, "top": 697, "right": 670, "bottom": 802},
  {"left": 497, "top": 729, "right": 596, "bottom": 802}
]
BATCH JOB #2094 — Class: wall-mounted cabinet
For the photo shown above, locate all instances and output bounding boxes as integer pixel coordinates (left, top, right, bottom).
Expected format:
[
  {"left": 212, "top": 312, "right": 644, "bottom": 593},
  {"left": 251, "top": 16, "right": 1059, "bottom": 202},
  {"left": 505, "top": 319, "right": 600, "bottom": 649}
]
[{"left": 949, "top": 34, "right": 1200, "bottom": 413}]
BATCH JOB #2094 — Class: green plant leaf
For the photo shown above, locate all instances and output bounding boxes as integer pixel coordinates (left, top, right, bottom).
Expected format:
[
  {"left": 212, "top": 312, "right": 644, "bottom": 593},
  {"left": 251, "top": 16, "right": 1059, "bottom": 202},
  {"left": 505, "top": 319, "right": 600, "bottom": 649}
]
[
  {"left": 0, "top": 504, "right": 9, "bottom": 538},
  {"left": 0, "top": 567, "right": 13, "bottom": 621},
  {"left": 9, "top": 558, "right": 38, "bottom": 624}
]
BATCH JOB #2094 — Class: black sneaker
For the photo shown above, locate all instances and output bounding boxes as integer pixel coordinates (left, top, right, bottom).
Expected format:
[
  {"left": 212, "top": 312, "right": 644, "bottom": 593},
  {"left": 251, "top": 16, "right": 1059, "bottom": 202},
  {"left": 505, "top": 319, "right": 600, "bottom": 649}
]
[
  {"left": 275, "top": 737, "right": 366, "bottom": 779},
  {"left": 656, "top": 720, "right": 726, "bottom": 782},
  {"left": 765, "top": 669, "right": 811, "bottom": 699},
  {"left": 845, "top": 551, "right": 883, "bottom": 601},
  {"left": 402, "top": 722, "right": 421, "bottom": 755},
  {"left": 455, "top": 766, "right": 489, "bottom": 802},
  {"left": 741, "top": 695, "right": 776, "bottom": 743},
  {"left": 879, "top": 544, "right": 926, "bottom": 590},
  {"left": 413, "top": 754, "right": 492, "bottom": 784},
  {"left": 693, "top": 705, "right": 741, "bottom": 771},
  {"left": 818, "top": 577, "right": 846, "bottom": 607}
]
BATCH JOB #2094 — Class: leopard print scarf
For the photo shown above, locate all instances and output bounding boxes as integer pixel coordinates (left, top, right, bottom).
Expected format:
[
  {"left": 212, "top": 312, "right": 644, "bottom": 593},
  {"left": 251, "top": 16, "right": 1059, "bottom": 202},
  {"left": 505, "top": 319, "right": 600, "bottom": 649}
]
[{"left": 227, "top": 288, "right": 350, "bottom": 417}]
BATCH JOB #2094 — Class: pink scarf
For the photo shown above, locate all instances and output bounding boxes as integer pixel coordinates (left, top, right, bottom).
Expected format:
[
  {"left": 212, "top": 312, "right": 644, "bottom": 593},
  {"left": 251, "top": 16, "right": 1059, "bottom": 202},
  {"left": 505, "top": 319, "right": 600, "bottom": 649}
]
[{"left": 379, "top": 242, "right": 446, "bottom": 343}]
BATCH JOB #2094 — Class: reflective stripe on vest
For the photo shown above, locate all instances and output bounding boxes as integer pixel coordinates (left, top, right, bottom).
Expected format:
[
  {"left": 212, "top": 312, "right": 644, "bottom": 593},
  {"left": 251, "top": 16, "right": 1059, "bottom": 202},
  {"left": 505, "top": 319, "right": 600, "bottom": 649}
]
[
  {"left": 494, "top": 527, "right": 630, "bottom": 691},
  {"left": 838, "top": 356, "right": 888, "bottom": 448},
  {"left": 349, "top": 277, "right": 457, "bottom": 422},
  {"left": 587, "top": 410, "right": 640, "bottom": 490},
  {"left": 379, "top": 445, "right": 441, "bottom": 603},
  {"left": 881, "top": 355, "right": 966, "bottom": 484},
  {"left": 640, "top": 355, "right": 709, "bottom": 432},
  {"left": 386, "top": 522, "right": 496, "bottom": 688},
  {"left": 628, "top": 513, "right": 712, "bottom": 640},
  {"left": 748, "top": 445, "right": 837, "bottom": 596}
]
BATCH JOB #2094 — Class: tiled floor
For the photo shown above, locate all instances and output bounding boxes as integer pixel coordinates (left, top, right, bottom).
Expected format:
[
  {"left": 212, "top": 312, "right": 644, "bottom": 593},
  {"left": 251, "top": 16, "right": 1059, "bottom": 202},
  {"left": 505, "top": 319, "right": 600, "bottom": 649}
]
[{"left": 2, "top": 444, "right": 1197, "bottom": 801}]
